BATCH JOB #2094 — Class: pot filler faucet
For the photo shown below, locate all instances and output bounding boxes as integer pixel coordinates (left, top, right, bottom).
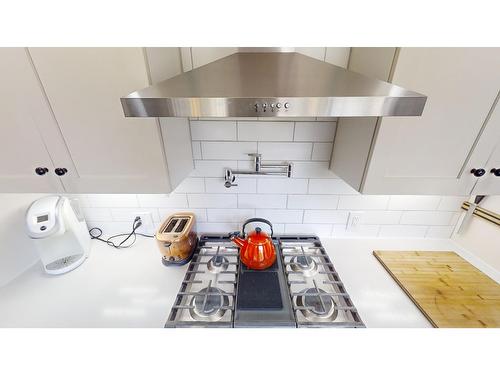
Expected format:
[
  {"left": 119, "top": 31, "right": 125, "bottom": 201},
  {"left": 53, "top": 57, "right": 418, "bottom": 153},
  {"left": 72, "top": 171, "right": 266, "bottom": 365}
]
[{"left": 224, "top": 153, "right": 292, "bottom": 188}]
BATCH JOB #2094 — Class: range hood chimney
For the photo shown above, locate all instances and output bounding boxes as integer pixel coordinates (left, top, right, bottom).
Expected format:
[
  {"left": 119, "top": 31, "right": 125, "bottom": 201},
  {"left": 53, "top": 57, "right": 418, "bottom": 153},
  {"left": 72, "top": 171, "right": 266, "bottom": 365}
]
[{"left": 121, "top": 51, "right": 426, "bottom": 118}]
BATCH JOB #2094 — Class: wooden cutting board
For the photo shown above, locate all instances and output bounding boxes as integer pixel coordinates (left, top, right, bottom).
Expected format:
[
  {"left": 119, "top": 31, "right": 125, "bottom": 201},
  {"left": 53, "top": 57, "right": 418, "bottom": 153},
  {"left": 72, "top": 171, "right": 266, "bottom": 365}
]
[{"left": 373, "top": 251, "right": 500, "bottom": 328}]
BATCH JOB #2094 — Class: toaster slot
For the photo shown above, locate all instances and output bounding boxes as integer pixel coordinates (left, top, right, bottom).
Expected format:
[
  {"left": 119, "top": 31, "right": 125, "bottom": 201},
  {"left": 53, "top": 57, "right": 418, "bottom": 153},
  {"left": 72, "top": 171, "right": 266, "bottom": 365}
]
[
  {"left": 175, "top": 218, "right": 188, "bottom": 233},
  {"left": 164, "top": 218, "right": 178, "bottom": 233}
]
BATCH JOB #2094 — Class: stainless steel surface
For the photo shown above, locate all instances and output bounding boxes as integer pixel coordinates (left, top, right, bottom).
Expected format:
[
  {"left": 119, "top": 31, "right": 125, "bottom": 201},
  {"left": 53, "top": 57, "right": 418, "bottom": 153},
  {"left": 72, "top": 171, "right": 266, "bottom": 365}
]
[
  {"left": 207, "top": 255, "right": 230, "bottom": 274},
  {"left": 166, "top": 234, "right": 364, "bottom": 328},
  {"left": 281, "top": 237, "right": 365, "bottom": 328},
  {"left": 224, "top": 153, "right": 292, "bottom": 188},
  {"left": 165, "top": 236, "right": 238, "bottom": 327},
  {"left": 290, "top": 255, "right": 318, "bottom": 277},
  {"left": 296, "top": 285, "right": 339, "bottom": 322},
  {"left": 121, "top": 52, "right": 427, "bottom": 118},
  {"left": 188, "top": 284, "right": 230, "bottom": 322}
]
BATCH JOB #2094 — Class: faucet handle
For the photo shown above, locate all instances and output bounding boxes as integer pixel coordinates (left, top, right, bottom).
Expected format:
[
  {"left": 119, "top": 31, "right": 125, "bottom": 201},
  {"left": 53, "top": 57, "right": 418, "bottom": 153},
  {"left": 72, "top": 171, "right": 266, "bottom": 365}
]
[
  {"left": 247, "top": 153, "right": 261, "bottom": 158},
  {"left": 224, "top": 168, "right": 238, "bottom": 188}
]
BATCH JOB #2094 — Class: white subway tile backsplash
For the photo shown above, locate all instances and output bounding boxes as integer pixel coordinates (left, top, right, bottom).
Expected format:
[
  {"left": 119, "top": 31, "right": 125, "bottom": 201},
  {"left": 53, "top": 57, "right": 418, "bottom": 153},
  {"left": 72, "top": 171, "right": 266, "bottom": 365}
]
[
  {"left": 88, "top": 194, "right": 139, "bottom": 208},
  {"left": 378, "top": 225, "right": 428, "bottom": 238},
  {"left": 258, "top": 142, "right": 312, "bottom": 160},
  {"left": 449, "top": 212, "right": 462, "bottom": 226},
  {"left": 426, "top": 226, "right": 455, "bottom": 238},
  {"left": 191, "top": 142, "right": 202, "bottom": 159},
  {"left": 308, "top": 178, "right": 358, "bottom": 194},
  {"left": 137, "top": 194, "right": 188, "bottom": 208},
  {"left": 205, "top": 178, "right": 257, "bottom": 194},
  {"left": 257, "top": 178, "right": 308, "bottom": 194},
  {"left": 332, "top": 224, "right": 380, "bottom": 238},
  {"left": 338, "top": 195, "right": 390, "bottom": 210},
  {"left": 292, "top": 162, "right": 337, "bottom": 178},
  {"left": 294, "top": 121, "right": 336, "bottom": 142},
  {"left": 190, "top": 120, "right": 237, "bottom": 141},
  {"left": 158, "top": 208, "right": 208, "bottom": 222},
  {"left": 82, "top": 207, "right": 113, "bottom": 222},
  {"left": 437, "top": 196, "right": 466, "bottom": 211},
  {"left": 238, "top": 194, "right": 287, "bottom": 209},
  {"left": 188, "top": 194, "right": 237, "bottom": 208},
  {"left": 285, "top": 223, "right": 333, "bottom": 237},
  {"left": 238, "top": 121, "right": 294, "bottom": 141},
  {"left": 303, "top": 210, "right": 349, "bottom": 224},
  {"left": 201, "top": 142, "right": 257, "bottom": 160},
  {"left": 255, "top": 209, "right": 303, "bottom": 223},
  {"left": 110, "top": 208, "right": 161, "bottom": 222},
  {"left": 86, "top": 221, "right": 134, "bottom": 236},
  {"left": 191, "top": 160, "right": 237, "bottom": 177},
  {"left": 196, "top": 222, "right": 240, "bottom": 233},
  {"left": 288, "top": 194, "right": 339, "bottom": 209},
  {"left": 358, "top": 210, "right": 402, "bottom": 225},
  {"left": 207, "top": 209, "right": 255, "bottom": 223},
  {"left": 311, "top": 143, "right": 333, "bottom": 161},
  {"left": 80, "top": 118, "right": 464, "bottom": 240},
  {"left": 173, "top": 178, "right": 205, "bottom": 193},
  {"left": 400, "top": 211, "right": 456, "bottom": 225},
  {"left": 388, "top": 196, "right": 441, "bottom": 210},
  {"left": 244, "top": 222, "right": 285, "bottom": 234}
]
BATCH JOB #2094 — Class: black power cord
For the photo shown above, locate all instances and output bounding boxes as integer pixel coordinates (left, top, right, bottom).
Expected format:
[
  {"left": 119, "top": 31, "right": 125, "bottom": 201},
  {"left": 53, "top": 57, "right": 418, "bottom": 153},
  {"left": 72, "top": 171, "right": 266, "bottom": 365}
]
[{"left": 89, "top": 216, "right": 155, "bottom": 249}]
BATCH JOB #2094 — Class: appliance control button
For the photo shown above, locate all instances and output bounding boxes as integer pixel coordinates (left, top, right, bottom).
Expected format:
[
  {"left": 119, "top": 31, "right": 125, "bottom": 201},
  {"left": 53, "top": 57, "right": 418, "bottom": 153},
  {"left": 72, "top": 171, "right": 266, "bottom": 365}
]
[
  {"left": 276, "top": 103, "right": 281, "bottom": 108},
  {"left": 284, "top": 102, "right": 290, "bottom": 109}
]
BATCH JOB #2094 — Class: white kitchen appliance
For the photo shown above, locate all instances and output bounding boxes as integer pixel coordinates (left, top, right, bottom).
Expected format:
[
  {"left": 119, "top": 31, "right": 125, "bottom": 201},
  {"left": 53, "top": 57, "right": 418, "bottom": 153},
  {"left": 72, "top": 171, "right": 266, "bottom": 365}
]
[{"left": 26, "top": 196, "right": 91, "bottom": 275}]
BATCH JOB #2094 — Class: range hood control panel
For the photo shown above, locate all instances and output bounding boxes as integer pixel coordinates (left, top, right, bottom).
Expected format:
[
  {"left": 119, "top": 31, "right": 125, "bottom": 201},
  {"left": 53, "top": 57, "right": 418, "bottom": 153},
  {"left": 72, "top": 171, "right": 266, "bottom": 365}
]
[{"left": 254, "top": 102, "right": 290, "bottom": 113}]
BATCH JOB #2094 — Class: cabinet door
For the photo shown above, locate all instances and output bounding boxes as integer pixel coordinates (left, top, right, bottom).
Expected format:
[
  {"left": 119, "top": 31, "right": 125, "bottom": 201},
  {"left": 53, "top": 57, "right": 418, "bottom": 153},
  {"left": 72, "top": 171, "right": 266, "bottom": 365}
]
[
  {"left": 362, "top": 48, "right": 500, "bottom": 195},
  {"left": 28, "top": 48, "right": 176, "bottom": 193},
  {"left": 0, "top": 48, "right": 63, "bottom": 192},
  {"left": 472, "top": 97, "right": 500, "bottom": 194},
  {"left": 474, "top": 143, "right": 500, "bottom": 194}
]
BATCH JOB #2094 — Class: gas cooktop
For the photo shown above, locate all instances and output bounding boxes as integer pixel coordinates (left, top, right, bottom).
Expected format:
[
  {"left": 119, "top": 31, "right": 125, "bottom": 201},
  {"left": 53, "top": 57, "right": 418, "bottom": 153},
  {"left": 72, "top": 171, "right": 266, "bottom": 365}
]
[{"left": 165, "top": 234, "right": 364, "bottom": 328}]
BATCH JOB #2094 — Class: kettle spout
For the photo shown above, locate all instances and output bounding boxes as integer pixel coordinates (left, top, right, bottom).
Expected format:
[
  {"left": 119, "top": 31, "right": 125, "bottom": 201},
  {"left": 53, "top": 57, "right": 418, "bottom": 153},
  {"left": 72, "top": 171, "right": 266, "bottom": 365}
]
[{"left": 229, "top": 232, "right": 246, "bottom": 248}]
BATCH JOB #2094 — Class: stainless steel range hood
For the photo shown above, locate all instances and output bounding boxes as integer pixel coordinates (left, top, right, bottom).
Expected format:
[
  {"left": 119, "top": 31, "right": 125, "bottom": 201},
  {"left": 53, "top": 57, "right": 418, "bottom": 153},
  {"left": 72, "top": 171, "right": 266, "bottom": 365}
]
[{"left": 121, "top": 52, "right": 426, "bottom": 118}]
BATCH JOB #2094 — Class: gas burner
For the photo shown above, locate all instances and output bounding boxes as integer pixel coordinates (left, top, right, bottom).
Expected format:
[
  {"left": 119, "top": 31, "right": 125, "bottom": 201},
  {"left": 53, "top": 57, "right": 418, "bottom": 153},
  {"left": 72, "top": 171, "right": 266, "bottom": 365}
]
[
  {"left": 290, "top": 255, "right": 318, "bottom": 277},
  {"left": 207, "top": 255, "right": 229, "bottom": 273},
  {"left": 189, "top": 286, "right": 229, "bottom": 322},
  {"left": 296, "top": 287, "right": 338, "bottom": 322}
]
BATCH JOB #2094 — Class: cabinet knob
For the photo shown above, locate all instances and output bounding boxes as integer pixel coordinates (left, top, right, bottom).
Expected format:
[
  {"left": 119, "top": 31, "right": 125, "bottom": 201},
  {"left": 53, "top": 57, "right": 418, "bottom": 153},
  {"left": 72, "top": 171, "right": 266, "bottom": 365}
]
[
  {"left": 491, "top": 168, "right": 500, "bottom": 177},
  {"left": 54, "top": 168, "right": 68, "bottom": 176},
  {"left": 470, "top": 168, "right": 486, "bottom": 177},
  {"left": 35, "top": 167, "right": 49, "bottom": 176}
]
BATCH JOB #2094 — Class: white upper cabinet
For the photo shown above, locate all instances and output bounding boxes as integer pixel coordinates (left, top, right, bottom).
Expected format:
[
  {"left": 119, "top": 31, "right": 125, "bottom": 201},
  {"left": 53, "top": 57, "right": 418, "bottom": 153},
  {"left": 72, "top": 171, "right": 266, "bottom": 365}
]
[
  {"left": 472, "top": 100, "right": 500, "bottom": 195},
  {"left": 332, "top": 47, "right": 500, "bottom": 195},
  {"left": 0, "top": 48, "right": 63, "bottom": 192},
  {"left": 26, "top": 47, "right": 192, "bottom": 193},
  {"left": 0, "top": 47, "right": 193, "bottom": 193}
]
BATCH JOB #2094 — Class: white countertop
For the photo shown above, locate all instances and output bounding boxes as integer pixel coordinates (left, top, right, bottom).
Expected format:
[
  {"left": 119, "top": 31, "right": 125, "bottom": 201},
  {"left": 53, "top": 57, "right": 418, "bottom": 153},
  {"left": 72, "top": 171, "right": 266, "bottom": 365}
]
[{"left": 0, "top": 236, "right": 498, "bottom": 328}]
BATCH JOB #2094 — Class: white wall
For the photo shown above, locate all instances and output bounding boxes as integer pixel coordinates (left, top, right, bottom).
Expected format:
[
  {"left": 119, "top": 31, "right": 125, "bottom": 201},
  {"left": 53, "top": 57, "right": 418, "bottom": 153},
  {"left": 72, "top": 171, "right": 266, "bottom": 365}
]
[
  {"left": 0, "top": 194, "right": 42, "bottom": 287},
  {"left": 453, "top": 195, "right": 500, "bottom": 271}
]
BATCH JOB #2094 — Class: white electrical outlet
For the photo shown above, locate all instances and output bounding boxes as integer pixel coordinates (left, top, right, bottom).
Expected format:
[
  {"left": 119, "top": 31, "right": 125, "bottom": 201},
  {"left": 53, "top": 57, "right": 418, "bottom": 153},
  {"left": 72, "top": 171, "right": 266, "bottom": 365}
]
[
  {"left": 135, "top": 211, "right": 155, "bottom": 234},
  {"left": 346, "top": 211, "right": 364, "bottom": 232}
]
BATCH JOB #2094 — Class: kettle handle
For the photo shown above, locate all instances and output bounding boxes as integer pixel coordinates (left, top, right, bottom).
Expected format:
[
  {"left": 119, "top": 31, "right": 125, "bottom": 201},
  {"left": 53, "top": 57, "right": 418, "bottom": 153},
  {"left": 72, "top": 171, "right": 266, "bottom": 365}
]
[{"left": 242, "top": 218, "right": 273, "bottom": 237}]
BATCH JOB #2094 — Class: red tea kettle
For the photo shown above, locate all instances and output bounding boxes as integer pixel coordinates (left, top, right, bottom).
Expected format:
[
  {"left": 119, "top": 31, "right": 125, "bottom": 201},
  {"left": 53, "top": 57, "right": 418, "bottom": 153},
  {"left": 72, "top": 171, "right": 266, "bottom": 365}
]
[{"left": 229, "top": 218, "right": 276, "bottom": 270}]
